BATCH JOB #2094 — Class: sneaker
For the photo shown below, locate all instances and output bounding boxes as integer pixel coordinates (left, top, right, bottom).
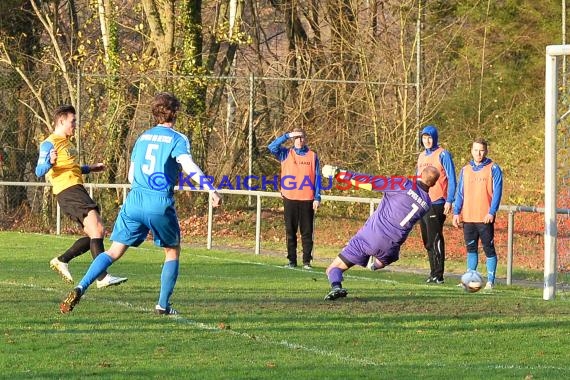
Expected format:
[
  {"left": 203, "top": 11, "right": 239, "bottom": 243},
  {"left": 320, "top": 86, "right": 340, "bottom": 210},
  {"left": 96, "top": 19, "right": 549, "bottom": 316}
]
[
  {"left": 324, "top": 287, "right": 348, "bottom": 301},
  {"left": 155, "top": 304, "right": 178, "bottom": 315},
  {"left": 434, "top": 278, "right": 445, "bottom": 284},
  {"left": 60, "top": 287, "right": 83, "bottom": 314},
  {"left": 303, "top": 263, "right": 313, "bottom": 270},
  {"left": 96, "top": 274, "right": 128, "bottom": 289},
  {"left": 284, "top": 262, "right": 297, "bottom": 269},
  {"left": 50, "top": 257, "right": 73, "bottom": 283},
  {"left": 484, "top": 282, "right": 494, "bottom": 291},
  {"left": 367, "top": 256, "right": 376, "bottom": 271},
  {"left": 426, "top": 277, "right": 435, "bottom": 283}
]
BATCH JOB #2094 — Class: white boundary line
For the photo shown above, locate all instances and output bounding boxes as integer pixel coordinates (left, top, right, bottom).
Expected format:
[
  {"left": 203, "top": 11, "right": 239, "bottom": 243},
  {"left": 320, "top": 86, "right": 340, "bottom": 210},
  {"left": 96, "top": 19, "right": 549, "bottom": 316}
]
[
  {"left": 0, "top": 280, "right": 383, "bottom": 367},
  {"left": 2, "top": 281, "right": 568, "bottom": 372}
]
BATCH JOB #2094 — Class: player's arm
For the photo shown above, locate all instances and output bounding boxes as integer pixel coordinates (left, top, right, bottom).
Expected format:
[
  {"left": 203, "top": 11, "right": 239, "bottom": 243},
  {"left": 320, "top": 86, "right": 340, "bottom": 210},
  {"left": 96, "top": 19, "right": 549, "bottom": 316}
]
[
  {"left": 488, "top": 164, "right": 503, "bottom": 217},
  {"left": 313, "top": 154, "right": 322, "bottom": 203},
  {"left": 127, "top": 162, "right": 134, "bottom": 183},
  {"left": 441, "top": 151, "right": 457, "bottom": 203},
  {"left": 35, "top": 141, "right": 55, "bottom": 177},
  {"left": 322, "top": 165, "right": 397, "bottom": 192},
  {"left": 176, "top": 154, "right": 207, "bottom": 185},
  {"left": 267, "top": 134, "right": 290, "bottom": 161},
  {"left": 322, "top": 165, "right": 378, "bottom": 191},
  {"left": 441, "top": 151, "right": 457, "bottom": 214},
  {"left": 452, "top": 168, "right": 465, "bottom": 227},
  {"left": 80, "top": 163, "right": 105, "bottom": 175},
  {"left": 176, "top": 154, "right": 222, "bottom": 206},
  {"left": 127, "top": 139, "right": 140, "bottom": 184}
]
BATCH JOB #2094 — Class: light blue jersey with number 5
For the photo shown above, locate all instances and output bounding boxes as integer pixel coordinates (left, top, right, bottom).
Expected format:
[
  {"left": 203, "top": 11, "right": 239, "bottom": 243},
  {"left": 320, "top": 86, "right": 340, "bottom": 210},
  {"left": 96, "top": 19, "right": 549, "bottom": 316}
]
[{"left": 130, "top": 125, "right": 190, "bottom": 196}]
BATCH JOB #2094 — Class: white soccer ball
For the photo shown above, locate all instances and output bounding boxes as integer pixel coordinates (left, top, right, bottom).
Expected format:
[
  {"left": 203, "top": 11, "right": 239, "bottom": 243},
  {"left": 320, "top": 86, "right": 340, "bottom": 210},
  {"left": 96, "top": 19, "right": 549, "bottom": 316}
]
[{"left": 460, "top": 270, "right": 484, "bottom": 293}]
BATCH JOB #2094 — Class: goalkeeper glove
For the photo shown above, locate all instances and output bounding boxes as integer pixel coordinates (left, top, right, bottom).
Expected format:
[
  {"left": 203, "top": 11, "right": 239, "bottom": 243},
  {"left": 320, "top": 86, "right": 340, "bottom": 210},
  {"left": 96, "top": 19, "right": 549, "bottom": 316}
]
[{"left": 322, "top": 164, "right": 340, "bottom": 177}]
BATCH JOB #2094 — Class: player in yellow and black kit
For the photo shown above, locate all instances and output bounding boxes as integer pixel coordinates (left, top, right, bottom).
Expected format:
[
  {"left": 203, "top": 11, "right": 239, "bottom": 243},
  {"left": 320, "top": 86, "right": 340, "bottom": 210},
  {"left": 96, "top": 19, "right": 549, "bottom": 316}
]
[{"left": 35, "top": 104, "right": 127, "bottom": 288}]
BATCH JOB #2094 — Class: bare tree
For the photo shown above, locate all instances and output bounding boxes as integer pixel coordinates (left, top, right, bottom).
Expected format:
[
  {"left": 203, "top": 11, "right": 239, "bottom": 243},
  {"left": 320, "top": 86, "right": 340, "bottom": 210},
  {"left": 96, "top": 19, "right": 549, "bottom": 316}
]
[
  {"left": 97, "top": 0, "right": 136, "bottom": 183},
  {"left": 141, "top": 0, "right": 175, "bottom": 76},
  {"left": 0, "top": 0, "right": 43, "bottom": 213}
]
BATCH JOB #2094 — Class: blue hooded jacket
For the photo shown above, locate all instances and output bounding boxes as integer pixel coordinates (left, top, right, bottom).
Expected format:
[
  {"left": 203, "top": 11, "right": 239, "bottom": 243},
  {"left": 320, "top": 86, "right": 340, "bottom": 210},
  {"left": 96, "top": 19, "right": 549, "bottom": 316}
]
[
  {"left": 419, "top": 125, "right": 457, "bottom": 205},
  {"left": 421, "top": 125, "right": 440, "bottom": 153}
]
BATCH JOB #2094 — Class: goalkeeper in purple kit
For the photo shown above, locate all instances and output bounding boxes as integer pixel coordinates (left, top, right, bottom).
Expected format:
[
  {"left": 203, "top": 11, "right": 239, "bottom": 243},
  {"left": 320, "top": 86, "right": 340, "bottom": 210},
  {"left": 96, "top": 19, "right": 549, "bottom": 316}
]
[{"left": 321, "top": 165, "right": 440, "bottom": 300}]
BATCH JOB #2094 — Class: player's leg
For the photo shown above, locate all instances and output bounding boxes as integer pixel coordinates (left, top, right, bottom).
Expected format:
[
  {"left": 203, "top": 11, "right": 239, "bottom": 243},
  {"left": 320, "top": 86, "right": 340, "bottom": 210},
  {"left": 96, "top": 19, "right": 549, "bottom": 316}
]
[
  {"left": 77, "top": 241, "right": 129, "bottom": 290},
  {"left": 64, "top": 185, "right": 124, "bottom": 285},
  {"left": 51, "top": 187, "right": 94, "bottom": 281},
  {"left": 60, "top": 241, "right": 129, "bottom": 314},
  {"left": 368, "top": 245, "right": 401, "bottom": 272},
  {"left": 324, "top": 255, "right": 351, "bottom": 300},
  {"left": 367, "top": 256, "right": 387, "bottom": 271},
  {"left": 479, "top": 223, "right": 497, "bottom": 289},
  {"left": 148, "top": 203, "right": 181, "bottom": 315},
  {"left": 83, "top": 207, "right": 105, "bottom": 239},
  {"left": 82, "top": 209, "right": 110, "bottom": 281},
  {"left": 463, "top": 222, "right": 480, "bottom": 271},
  {"left": 283, "top": 197, "right": 299, "bottom": 267},
  {"left": 83, "top": 208, "right": 128, "bottom": 287},
  {"left": 419, "top": 212, "right": 435, "bottom": 281},
  {"left": 58, "top": 236, "right": 91, "bottom": 262},
  {"left": 60, "top": 202, "right": 147, "bottom": 314},
  {"left": 156, "top": 246, "right": 181, "bottom": 315},
  {"left": 298, "top": 200, "right": 315, "bottom": 268},
  {"left": 50, "top": 236, "right": 90, "bottom": 283},
  {"left": 429, "top": 203, "right": 446, "bottom": 283},
  {"left": 324, "top": 241, "right": 370, "bottom": 300}
]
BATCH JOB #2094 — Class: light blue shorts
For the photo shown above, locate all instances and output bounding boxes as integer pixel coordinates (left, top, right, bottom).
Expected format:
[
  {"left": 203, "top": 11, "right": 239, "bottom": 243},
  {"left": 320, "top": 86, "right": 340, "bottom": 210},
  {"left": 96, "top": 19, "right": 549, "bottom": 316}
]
[{"left": 111, "top": 189, "right": 180, "bottom": 248}]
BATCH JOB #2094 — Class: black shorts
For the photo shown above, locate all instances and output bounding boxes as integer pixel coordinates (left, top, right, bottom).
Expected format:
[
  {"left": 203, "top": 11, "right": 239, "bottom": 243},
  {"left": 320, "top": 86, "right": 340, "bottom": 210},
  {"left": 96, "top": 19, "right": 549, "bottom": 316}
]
[
  {"left": 56, "top": 184, "right": 100, "bottom": 227},
  {"left": 463, "top": 222, "right": 496, "bottom": 257}
]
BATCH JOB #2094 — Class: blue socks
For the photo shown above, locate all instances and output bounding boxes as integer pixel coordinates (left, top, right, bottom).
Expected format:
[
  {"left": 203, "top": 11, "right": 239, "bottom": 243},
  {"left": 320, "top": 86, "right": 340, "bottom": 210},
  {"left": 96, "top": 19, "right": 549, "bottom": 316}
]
[
  {"left": 486, "top": 256, "right": 497, "bottom": 283},
  {"left": 76, "top": 255, "right": 180, "bottom": 308},
  {"left": 467, "top": 252, "right": 478, "bottom": 271},
  {"left": 467, "top": 251, "right": 497, "bottom": 284},
  {"left": 78, "top": 253, "right": 114, "bottom": 291},
  {"left": 158, "top": 259, "right": 179, "bottom": 309}
]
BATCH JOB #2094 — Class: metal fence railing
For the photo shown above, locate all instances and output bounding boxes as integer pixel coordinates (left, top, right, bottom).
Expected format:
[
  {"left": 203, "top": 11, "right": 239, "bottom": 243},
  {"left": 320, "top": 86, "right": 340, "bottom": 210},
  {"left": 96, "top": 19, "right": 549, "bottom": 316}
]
[{"left": 1, "top": 181, "right": 569, "bottom": 287}]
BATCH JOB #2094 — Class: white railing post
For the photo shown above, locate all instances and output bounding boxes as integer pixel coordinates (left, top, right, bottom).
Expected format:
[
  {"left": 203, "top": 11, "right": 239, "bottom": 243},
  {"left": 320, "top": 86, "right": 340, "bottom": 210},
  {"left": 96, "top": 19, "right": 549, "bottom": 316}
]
[
  {"left": 207, "top": 192, "right": 213, "bottom": 250},
  {"left": 255, "top": 194, "right": 261, "bottom": 254},
  {"left": 56, "top": 201, "right": 61, "bottom": 235},
  {"left": 506, "top": 211, "right": 514, "bottom": 285}
]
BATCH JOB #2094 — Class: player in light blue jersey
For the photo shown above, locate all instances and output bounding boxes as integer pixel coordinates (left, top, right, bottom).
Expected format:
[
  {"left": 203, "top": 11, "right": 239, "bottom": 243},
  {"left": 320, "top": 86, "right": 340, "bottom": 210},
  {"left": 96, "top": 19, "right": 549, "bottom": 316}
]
[{"left": 60, "top": 92, "right": 222, "bottom": 315}]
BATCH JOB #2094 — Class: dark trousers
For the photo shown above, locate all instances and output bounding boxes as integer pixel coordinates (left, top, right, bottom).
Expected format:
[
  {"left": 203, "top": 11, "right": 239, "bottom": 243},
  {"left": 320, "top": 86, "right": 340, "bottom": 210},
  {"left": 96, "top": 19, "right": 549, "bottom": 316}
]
[
  {"left": 283, "top": 197, "right": 314, "bottom": 265},
  {"left": 463, "top": 222, "right": 497, "bottom": 257},
  {"left": 419, "top": 203, "right": 446, "bottom": 280}
]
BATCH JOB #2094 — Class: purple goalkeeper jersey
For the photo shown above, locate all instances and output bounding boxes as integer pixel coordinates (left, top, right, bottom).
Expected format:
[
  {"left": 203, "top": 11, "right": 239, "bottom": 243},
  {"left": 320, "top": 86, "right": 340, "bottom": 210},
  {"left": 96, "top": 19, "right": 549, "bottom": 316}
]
[{"left": 339, "top": 171, "right": 432, "bottom": 266}]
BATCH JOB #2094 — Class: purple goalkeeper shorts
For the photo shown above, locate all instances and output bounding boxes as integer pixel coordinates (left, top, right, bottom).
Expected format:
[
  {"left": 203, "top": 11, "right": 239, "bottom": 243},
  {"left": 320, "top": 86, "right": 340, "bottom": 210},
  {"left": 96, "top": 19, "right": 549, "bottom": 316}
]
[{"left": 339, "top": 235, "right": 400, "bottom": 267}]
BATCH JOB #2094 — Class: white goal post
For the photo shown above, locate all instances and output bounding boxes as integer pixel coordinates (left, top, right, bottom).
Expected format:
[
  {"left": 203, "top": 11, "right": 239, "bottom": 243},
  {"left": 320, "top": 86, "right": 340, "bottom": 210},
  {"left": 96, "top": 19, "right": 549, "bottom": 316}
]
[{"left": 544, "top": 45, "right": 568, "bottom": 300}]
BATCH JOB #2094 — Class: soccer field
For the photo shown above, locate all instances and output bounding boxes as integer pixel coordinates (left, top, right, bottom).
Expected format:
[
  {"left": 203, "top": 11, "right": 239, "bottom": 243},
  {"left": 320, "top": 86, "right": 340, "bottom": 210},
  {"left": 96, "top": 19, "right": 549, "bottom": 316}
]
[{"left": 1, "top": 231, "right": 569, "bottom": 379}]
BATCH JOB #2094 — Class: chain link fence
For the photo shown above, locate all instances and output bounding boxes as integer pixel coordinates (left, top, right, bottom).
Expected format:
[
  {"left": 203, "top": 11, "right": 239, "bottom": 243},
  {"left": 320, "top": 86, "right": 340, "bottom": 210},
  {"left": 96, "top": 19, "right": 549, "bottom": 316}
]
[{"left": 0, "top": 70, "right": 418, "bottom": 229}]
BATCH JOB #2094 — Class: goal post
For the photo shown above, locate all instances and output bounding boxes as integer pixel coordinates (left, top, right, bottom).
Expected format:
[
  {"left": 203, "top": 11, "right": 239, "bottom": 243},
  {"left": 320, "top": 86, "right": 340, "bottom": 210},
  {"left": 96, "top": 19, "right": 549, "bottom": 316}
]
[{"left": 544, "top": 45, "right": 569, "bottom": 300}]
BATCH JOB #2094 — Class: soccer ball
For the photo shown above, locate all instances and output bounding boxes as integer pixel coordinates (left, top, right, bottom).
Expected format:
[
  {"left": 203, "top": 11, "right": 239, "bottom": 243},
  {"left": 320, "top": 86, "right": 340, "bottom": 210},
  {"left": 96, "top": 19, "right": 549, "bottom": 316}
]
[{"left": 460, "top": 270, "right": 484, "bottom": 293}]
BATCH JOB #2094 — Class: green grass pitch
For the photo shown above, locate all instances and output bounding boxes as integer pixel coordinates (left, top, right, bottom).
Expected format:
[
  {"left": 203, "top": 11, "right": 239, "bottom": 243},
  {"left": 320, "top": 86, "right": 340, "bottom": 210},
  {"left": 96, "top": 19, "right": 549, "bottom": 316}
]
[{"left": 1, "top": 231, "right": 569, "bottom": 379}]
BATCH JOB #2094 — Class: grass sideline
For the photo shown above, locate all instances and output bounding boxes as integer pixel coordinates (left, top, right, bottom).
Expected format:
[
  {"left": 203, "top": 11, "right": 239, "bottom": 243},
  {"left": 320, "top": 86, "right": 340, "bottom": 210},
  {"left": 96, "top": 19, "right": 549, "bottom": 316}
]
[{"left": 1, "top": 231, "right": 569, "bottom": 379}]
